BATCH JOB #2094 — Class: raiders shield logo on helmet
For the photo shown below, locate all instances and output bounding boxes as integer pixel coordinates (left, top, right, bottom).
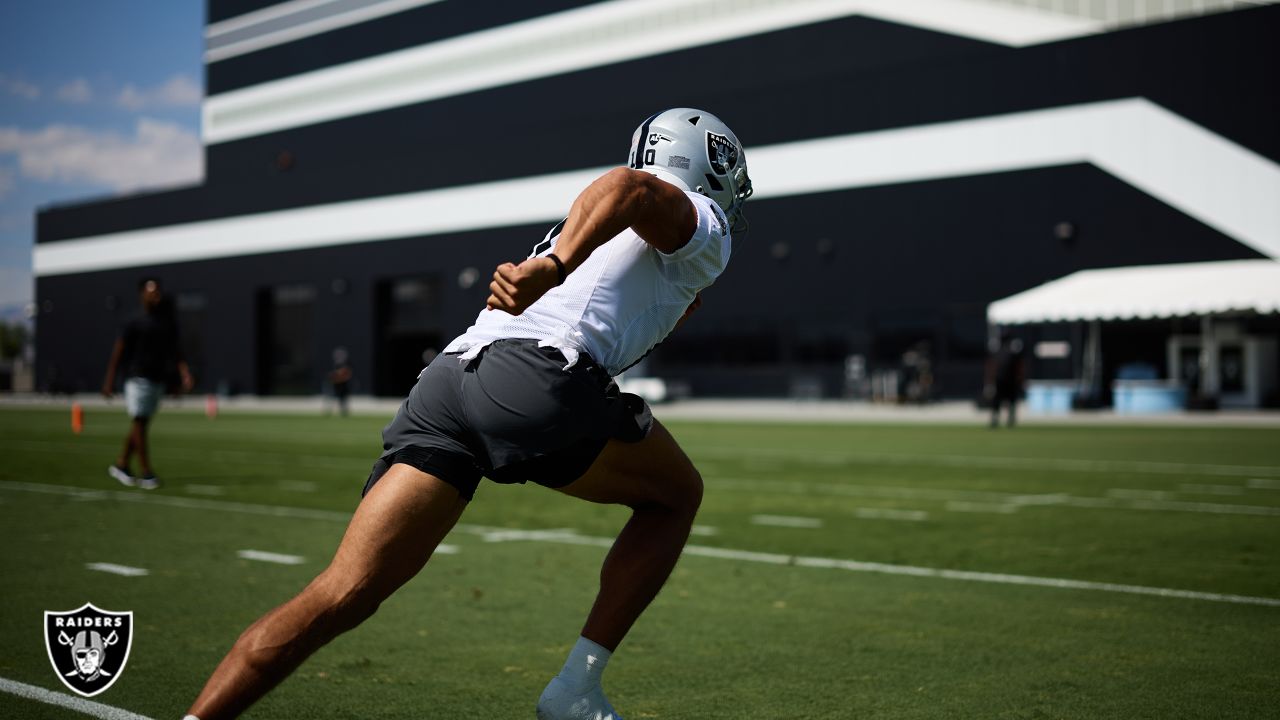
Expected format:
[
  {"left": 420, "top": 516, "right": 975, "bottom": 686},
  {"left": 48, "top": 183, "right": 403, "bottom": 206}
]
[
  {"left": 705, "top": 131, "right": 738, "bottom": 175},
  {"left": 44, "top": 603, "right": 134, "bottom": 697}
]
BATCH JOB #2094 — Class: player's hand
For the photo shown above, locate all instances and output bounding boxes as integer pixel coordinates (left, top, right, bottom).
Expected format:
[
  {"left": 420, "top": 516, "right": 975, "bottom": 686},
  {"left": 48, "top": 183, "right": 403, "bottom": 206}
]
[{"left": 486, "top": 256, "right": 560, "bottom": 315}]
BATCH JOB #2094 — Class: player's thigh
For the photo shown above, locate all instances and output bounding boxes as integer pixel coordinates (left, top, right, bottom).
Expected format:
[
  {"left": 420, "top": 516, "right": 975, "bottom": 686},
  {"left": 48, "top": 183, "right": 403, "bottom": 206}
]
[
  {"left": 557, "top": 419, "right": 702, "bottom": 511},
  {"left": 321, "top": 463, "right": 468, "bottom": 600}
]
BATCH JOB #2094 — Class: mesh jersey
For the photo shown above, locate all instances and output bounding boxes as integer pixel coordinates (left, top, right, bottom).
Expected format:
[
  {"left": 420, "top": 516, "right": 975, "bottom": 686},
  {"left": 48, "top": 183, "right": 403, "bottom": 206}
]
[{"left": 443, "top": 191, "right": 731, "bottom": 377}]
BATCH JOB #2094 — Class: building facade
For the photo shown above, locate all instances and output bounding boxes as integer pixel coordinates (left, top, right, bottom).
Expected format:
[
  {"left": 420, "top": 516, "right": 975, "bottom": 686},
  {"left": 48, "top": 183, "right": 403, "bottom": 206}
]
[{"left": 34, "top": 0, "right": 1280, "bottom": 399}]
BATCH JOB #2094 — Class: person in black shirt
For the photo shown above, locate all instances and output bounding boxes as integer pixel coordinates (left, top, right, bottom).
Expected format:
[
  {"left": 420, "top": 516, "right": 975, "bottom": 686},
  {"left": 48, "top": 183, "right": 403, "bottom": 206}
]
[
  {"left": 102, "top": 278, "right": 193, "bottom": 489},
  {"left": 985, "top": 332, "right": 1026, "bottom": 428}
]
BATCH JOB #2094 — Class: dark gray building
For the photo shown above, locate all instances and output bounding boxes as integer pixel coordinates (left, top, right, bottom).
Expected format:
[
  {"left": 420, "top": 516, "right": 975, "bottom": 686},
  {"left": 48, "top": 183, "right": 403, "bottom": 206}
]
[{"left": 34, "top": 0, "right": 1280, "bottom": 400}]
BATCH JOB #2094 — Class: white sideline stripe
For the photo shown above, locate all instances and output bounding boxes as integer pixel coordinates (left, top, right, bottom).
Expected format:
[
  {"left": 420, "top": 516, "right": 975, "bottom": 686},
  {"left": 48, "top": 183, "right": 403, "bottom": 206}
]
[
  {"left": 202, "top": 0, "right": 1101, "bottom": 144},
  {"left": 3, "top": 480, "right": 1277, "bottom": 607},
  {"left": 1248, "top": 478, "right": 1280, "bottom": 490},
  {"left": 0, "top": 676, "right": 154, "bottom": 720},
  {"left": 185, "top": 484, "right": 226, "bottom": 496},
  {"left": 238, "top": 549, "right": 307, "bottom": 565},
  {"left": 688, "top": 525, "right": 719, "bottom": 537},
  {"left": 34, "top": 98, "right": 1280, "bottom": 277},
  {"left": 751, "top": 514, "right": 824, "bottom": 528},
  {"left": 697, "top": 445, "right": 1280, "bottom": 478},
  {"left": 506, "top": 530, "right": 1280, "bottom": 608},
  {"left": 85, "top": 562, "right": 149, "bottom": 577}
]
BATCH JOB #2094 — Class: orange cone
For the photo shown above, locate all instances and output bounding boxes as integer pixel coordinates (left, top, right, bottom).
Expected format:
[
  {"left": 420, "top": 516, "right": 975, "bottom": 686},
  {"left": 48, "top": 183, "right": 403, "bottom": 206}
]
[{"left": 71, "top": 402, "right": 84, "bottom": 434}]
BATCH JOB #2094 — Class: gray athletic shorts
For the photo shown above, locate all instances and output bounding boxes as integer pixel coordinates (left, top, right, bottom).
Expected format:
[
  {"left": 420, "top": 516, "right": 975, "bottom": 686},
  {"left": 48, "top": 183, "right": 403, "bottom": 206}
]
[
  {"left": 124, "top": 377, "right": 162, "bottom": 419},
  {"left": 364, "top": 339, "right": 653, "bottom": 501}
]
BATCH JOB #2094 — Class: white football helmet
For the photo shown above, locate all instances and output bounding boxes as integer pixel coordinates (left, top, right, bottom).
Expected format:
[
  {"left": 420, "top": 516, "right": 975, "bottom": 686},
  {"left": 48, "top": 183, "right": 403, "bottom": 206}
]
[{"left": 626, "top": 108, "right": 753, "bottom": 232}]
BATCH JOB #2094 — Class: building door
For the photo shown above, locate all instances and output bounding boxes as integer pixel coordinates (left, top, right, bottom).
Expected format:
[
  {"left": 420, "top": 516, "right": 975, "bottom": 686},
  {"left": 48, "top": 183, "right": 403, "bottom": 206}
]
[
  {"left": 256, "top": 284, "right": 316, "bottom": 395},
  {"left": 374, "top": 276, "right": 443, "bottom": 397}
]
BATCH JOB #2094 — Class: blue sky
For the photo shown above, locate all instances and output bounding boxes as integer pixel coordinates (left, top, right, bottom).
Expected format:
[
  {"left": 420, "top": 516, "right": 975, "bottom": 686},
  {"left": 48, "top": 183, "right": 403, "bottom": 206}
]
[{"left": 0, "top": 1, "right": 204, "bottom": 311}]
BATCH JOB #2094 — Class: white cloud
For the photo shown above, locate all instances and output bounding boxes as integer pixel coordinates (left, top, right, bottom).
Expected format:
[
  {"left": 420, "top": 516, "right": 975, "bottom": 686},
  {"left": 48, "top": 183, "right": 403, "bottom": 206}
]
[
  {"left": 0, "top": 118, "right": 203, "bottom": 193},
  {"left": 0, "top": 73, "right": 40, "bottom": 100},
  {"left": 56, "top": 78, "right": 92, "bottom": 104},
  {"left": 117, "top": 75, "right": 202, "bottom": 110},
  {"left": 0, "top": 265, "right": 33, "bottom": 308}
]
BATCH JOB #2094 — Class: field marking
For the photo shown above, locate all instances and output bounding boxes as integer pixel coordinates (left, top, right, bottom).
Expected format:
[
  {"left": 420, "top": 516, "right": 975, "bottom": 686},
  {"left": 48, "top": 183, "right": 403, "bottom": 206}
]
[
  {"left": 185, "top": 484, "right": 226, "bottom": 496},
  {"left": 1248, "top": 478, "right": 1280, "bottom": 490},
  {"left": 86, "top": 562, "right": 149, "bottom": 577},
  {"left": 688, "top": 525, "right": 719, "bottom": 537},
  {"left": 435, "top": 544, "right": 460, "bottom": 555},
  {"left": 0, "top": 676, "right": 154, "bottom": 720},
  {"left": 946, "top": 501, "right": 1019, "bottom": 514},
  {"left": 1107, "top": 489, "right": 1173, "bottom": 501},
  {"left": 854, "top": 508, "right": 928, "bottom": 521},
  {"left": 696, "top": 445, "right": 1280, "bottom": 478},
  {"left": 751, "top": 514, "right": 823, "bottom": 528},
  {"left": 4, "top": 480, "right": 1279, "bottom": 608},
  {"left": 706, "top": 477, "right": 1280, "bottom": 518},
  {"left": 1178, "top": 483, "right": 1244, "bottom": 496},
  {"left": 237, "top": 549, "right": 306, "bottom": 565}
]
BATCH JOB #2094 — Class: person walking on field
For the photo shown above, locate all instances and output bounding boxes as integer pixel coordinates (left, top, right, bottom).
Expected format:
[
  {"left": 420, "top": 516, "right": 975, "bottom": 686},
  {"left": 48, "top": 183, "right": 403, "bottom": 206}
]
[
  {"left": 985, "top": 332, "right": 1026, "bottom": 428},
  {"left": 102, "top": 277, "right": 193, "bottom": 489},
  {"left": 184, "top": 108, "right": 752, "bottom": 720}
]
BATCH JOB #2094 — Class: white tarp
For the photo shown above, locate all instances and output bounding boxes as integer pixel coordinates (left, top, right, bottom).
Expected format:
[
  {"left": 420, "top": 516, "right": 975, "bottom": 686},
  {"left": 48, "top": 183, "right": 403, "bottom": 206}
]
[{"left": 988, "top": 259, "right": 1280, "bottom": 324}]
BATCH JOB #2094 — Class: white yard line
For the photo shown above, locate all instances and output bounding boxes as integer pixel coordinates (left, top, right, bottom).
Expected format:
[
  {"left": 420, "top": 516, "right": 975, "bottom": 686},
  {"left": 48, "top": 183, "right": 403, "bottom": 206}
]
[
  {"left": 85, "top": 562, "right": 149, "bottom": 577},
  {"left": 237, "top": 549, "right": 306, "bottom": 565},
  {"left": 946, "top": 501, "right": 1019, "bottom": 514},
  {"left": 751, "top": 514, "right": 824, "bottom": 528},
  {"left": 853, "top": 508, "right": 928, "bottom": 521},
  {"left": 3, "top": 480, "right": 1278, "bottom": 607},
  {"left": 696, "top": 445, "right": 1280, "bottom": 478},
  {"left": 1248, "top": 478, "right": 1280, "bottom": 490},
  {"left": 0, "top": 676, "right": 154, "bottom": 720},
  {"left": 688, "top": 525, "right": 719, "bottom": 536},
  {"left": 1178, "top": 483, "right": 1245, "bottom": 496},
  {"left": 706, "top": 477, "right": 1280, "bottom": 517}
]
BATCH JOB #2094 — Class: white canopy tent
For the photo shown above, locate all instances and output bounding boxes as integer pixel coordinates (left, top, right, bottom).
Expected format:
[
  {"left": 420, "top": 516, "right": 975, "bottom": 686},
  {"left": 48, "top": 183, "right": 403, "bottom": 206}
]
[
  {"left": 988, "top": 259, "right": 1280, "bottom": 407},
  {"left": 988, "top": 259, "right": 1280, "bottom": 325}
]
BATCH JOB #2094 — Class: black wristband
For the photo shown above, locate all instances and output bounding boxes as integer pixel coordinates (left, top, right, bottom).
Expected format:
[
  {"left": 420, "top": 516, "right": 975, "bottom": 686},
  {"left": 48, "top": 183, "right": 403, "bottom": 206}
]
[{"left": 547, "top": 253, "right": 567, "bottom": 285}]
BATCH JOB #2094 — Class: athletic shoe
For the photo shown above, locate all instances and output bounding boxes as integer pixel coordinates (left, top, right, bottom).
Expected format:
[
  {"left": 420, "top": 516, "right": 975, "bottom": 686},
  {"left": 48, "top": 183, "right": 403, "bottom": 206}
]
[
  {"left": 536, "top": 677, "right": 623, "bottom": 720},
  {"left": 135, "top": 475, "right": 161, "bottom": 490},
  {"left": 108, "top": 465, "right": 135, "bottom": 487}
]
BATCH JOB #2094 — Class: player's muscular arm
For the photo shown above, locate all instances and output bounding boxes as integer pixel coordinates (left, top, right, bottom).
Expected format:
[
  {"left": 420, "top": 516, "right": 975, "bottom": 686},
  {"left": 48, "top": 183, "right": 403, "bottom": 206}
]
[{"left": 487, "top": 167, "right": 697, "bottom": 314}]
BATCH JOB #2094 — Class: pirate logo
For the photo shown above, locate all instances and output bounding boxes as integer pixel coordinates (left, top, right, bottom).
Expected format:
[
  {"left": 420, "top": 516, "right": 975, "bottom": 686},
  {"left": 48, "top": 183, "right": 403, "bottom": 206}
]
[
  {"left": 705, "top": 131, "right": 738, "bottom": 175},
  {"left": 44, "top": 603, "right": 133, "bottom": 697}
]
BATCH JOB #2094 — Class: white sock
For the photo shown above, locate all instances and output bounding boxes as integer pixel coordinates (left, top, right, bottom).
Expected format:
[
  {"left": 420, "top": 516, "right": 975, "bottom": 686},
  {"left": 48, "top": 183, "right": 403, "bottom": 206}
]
[{"left": 557, "top": 636, "right": 612, "bottom": 692}]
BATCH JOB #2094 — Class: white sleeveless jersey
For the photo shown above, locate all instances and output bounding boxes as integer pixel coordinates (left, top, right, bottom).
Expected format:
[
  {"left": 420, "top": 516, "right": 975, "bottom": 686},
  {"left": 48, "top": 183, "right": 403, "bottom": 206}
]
[{"left": 443, "top": 191, "right": 732, "bottom": 377}]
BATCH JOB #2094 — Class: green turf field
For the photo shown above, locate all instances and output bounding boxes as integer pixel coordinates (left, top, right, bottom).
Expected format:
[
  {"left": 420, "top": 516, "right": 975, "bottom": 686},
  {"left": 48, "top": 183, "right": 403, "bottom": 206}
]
[{"left": 1, "top": 406, "right": 1278, "bottom": 719}]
